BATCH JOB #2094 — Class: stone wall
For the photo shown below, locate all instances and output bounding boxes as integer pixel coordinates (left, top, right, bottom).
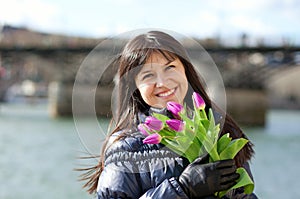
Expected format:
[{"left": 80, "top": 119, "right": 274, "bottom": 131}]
[
  {"left": 226, "top": 89, "right": 267, "bottom": 126},
  {"left": 266, "top": 66, "right": 300, "bottom": 109},
  {"left": 48, "top": 82, "right": 112, "bottom": 117}
]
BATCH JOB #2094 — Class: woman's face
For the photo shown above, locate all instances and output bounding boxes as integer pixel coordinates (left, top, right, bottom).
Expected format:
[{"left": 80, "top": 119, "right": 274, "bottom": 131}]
[{"left": 135, "top": 52, "right": 188, "bottom": 108}]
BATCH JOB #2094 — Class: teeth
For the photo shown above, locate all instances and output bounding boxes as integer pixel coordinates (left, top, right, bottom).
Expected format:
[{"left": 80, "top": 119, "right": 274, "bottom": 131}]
[{"left": 158, "top": 88, "right": 175, "bottom": 97}]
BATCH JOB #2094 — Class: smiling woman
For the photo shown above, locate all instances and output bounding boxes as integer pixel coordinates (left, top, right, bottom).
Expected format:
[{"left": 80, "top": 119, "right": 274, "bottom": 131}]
[
  {"left": 135, "top": 52, "right": 188, "bottom": 108},
  {"left": 79, "top": 30, "right": 257, "bottom": 199}
]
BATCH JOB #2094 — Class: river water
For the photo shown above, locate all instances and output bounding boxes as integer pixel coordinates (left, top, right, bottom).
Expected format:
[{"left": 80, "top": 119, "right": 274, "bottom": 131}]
[{"left": 0, "top": 102, "right": 300, "bottom": 199}]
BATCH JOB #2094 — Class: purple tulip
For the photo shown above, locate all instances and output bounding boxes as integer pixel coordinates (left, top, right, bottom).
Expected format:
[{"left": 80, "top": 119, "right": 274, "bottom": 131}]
[
  {"left": 145, "top": 116, "right": 163, "bottom": 131},
  {"left": 166, "top": 119, "right": 185, "bottom": 132},
  {"left": 143, "top": 133, "right": 162, "bottom": 144},
  {"left": 138, "top": 124, "right": 150, "bottom": 136},
  {"left": 192, "top": 92, "right": 206, "bottom": 109},
  {"left": 167, "top": 101, "right": 183, "bottom": 117}
]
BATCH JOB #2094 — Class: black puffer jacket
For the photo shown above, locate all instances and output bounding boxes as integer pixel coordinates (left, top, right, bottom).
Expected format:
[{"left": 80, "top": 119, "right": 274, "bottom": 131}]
[
  {"left": 97, "top": 130, "right": 189, "bottom": 198},
  {"left": 97, "top": 109, "right": 258, "bottom": 199}
]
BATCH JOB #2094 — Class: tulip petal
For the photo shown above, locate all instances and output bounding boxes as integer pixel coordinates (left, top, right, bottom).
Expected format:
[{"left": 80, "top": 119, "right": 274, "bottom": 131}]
[
  {"left": 138, "top": 124, "right": 150, "bottom": 136},
  {"left": 167, "top": 101, "right": 183, "bottom": 116},
  {"left": 145, "top": 116, "right": 163, "bottom": 131},
  {"left": 192, "top": 92, "right": 206, "bottom": 109},
  {"left": 166, "top": 119, "right": 185, "bottom": 132},
  {"left": 143, "top": 133, "right": 162, "bottom": 144}
]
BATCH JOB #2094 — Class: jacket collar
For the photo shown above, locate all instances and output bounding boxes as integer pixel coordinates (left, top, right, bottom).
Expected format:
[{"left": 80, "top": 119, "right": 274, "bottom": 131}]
[{"left": 137, "top": 107, "right": 174, "bottom": 124}]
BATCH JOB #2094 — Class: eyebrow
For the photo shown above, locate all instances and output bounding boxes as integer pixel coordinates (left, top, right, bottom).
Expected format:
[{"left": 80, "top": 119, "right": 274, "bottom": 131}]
[
  {"left": 164, "top": 60, "right": 173, "bottom": 65},
  {"left": 140, "top": 70, "right": 152, "bottom": 75},
  {"left": 140, "top": 60, "right": 175, "bottom": 75}
]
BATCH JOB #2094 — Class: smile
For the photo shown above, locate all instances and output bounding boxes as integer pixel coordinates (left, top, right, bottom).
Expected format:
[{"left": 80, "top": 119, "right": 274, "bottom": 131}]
[{"left": 157, "top": 88, "right": 176, "bottom": 97}]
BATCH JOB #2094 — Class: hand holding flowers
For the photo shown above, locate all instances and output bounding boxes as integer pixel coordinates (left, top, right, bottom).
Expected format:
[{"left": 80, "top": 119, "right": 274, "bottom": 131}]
[{"left": 138, "top": 92, "right": 254, "bottom": 197}]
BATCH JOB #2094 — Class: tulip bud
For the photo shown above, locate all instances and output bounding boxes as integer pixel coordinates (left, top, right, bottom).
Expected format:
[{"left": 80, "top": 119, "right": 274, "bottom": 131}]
[
  {"left": 143, "top": 133, "right": 162, "bottom": 144},
  {"left": 138, "top": 124, "right": 150, "bottom": 136},
  {"left": 192, "top": 92, "right": 206, "bottom": 109},
  {"left": 145, "top": 116, "right": 163, "bottom": 131},
  {"left": 167, "top": 101, "right": 183, "bottom": 117},
  {"left": 166, "top": 119, "right": 185, "bottom": 132}
]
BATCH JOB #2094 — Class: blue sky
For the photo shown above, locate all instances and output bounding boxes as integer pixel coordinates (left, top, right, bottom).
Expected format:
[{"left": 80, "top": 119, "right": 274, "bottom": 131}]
[{"left": 1, "top": 0, "right": 300, "bottom": 45}]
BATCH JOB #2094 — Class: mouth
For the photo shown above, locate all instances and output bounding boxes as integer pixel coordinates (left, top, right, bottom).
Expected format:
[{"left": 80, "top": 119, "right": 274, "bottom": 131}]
[{"left": 156, "top": 88, "right": 176, "bottom": 97}]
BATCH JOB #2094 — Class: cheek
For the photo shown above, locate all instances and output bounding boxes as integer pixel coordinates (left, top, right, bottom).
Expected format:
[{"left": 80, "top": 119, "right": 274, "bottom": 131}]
[
  {"left": 176, "top": 72, "right": 188, "bottom": 100},
  {"left": 138, "top": 84, "right": 154, "bottom": 103},
  {"left": 182, "top": 77, "right": 188, "bottom": 91},
  {"left": 174, "top": 71, "right": 188, "bottom": 88}
]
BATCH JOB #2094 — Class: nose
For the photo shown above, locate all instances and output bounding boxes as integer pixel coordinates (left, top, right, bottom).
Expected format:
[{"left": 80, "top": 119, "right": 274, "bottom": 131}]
[{"left": 155, "top": 74, "right": 167, "bottom": 88}]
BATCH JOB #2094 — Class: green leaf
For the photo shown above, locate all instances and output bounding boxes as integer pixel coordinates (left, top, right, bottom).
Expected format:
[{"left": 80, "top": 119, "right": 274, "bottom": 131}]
[
  {"left": 195, "top": 121, "right": 205, "bottom": 136},
  {"left": 182, "top": 117, "right": 194, "bottom": 132},
  {"left": 158, "top": 129, "right": 176, "bottom": 137},
  {"left": 207, "top": 109, "right": 221, "bottom": 144},
  {"left": 219, "top": 138, "right": 248, "bottom": 159},
  {"left": 183, "top": 142, "right": 203, "bottom": 163},
  {"left": 200, "top": 119, "right": 210, "bottom": 130},
  {"left": 234, "top": 168, "right": 255, "bottom": 194},
  {"left": 217, "top": 133, "right": 232, "bottom": 154},
  {"left": 208, "top": 124, "right": 220, "bottom": 145},
  {"left": 162, "top": 139, "right": 183, "bottom": 155},
  {"left": 207, "top": 142, "right": 220, "bottom": 161},
  {"left": 195, "top": 124, "right": 207, "bottom": 144},
  {"left": 152, "top": 113, "right": 170, "bottom": 123},
  {"left": 217, "top": 167, "right": 254, "bottom": 198},
  {"left": 195, "top": 131, "right": 219, "bottom": 161},
  {"left": 193, "top": 106, "right": 200, "bottom": 122},
  {"left": 175, "top": 136, "right": 193, "bottom": 148},
  {"left": 208, "top": 108, "right": 215, "bottom": 130}
]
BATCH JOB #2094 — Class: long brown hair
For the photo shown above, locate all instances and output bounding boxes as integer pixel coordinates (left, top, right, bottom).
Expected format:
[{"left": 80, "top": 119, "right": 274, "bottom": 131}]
[{"left": 79, "top": 30, "right": 254, "bottom": 194}]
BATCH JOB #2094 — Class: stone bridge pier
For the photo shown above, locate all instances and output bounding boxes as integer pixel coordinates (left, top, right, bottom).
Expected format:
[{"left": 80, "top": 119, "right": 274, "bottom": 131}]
[{"left": 47, "top": 48, "right": 116, "bottom": 117}]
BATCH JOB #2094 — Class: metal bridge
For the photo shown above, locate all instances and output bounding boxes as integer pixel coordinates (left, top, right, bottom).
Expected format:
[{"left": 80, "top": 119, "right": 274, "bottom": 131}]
[{"left": 1, "top": 44, "right": 299, "bottom": 125}]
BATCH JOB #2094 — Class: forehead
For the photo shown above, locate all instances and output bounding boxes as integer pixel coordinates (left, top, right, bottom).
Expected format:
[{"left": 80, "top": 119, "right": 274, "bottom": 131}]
[{"left": 145, "top": 51, "right": 177, "bottom": 65}]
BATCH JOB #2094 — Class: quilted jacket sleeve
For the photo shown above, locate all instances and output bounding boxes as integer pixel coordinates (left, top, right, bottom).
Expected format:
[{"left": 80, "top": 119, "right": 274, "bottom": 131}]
[
  {"left": 97, "top": 166, "right": 188, "bottom": 199},
  {"left": 96, "top": 134, "right": 189, "bottom": 199},
  {"left": 139, "top": 177, "right": 188, "bottom": 199}
]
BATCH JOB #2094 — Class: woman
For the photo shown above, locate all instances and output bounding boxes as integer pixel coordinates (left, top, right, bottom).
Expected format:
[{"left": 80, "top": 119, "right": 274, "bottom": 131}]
[{"left": 80, "top": 30, "right": 257, "bottom": 198}]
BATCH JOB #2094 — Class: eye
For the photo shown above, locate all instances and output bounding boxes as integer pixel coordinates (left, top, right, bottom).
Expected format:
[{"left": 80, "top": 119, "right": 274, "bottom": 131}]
[
  {"left": 166, "top": 65, "right": 175, "bottom": 70},
  {"left": 142, "top": 73, "right": 153, "bottom": 80}
]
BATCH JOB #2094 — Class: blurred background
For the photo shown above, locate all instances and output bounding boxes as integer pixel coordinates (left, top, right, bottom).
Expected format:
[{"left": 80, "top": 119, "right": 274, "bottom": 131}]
[{"left": 1, "top": 0, "right": 300, "bottom": 198}]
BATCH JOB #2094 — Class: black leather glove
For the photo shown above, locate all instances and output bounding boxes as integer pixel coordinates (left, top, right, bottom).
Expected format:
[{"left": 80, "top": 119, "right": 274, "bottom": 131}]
[{"left": 178, "top": 156, "right": 239, "bottom": 198}]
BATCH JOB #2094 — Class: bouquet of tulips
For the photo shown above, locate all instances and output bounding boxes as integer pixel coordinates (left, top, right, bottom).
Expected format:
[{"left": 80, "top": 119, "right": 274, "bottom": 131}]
[{"left": 138, "top": 92, "right": 254, "bottom": 197}]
